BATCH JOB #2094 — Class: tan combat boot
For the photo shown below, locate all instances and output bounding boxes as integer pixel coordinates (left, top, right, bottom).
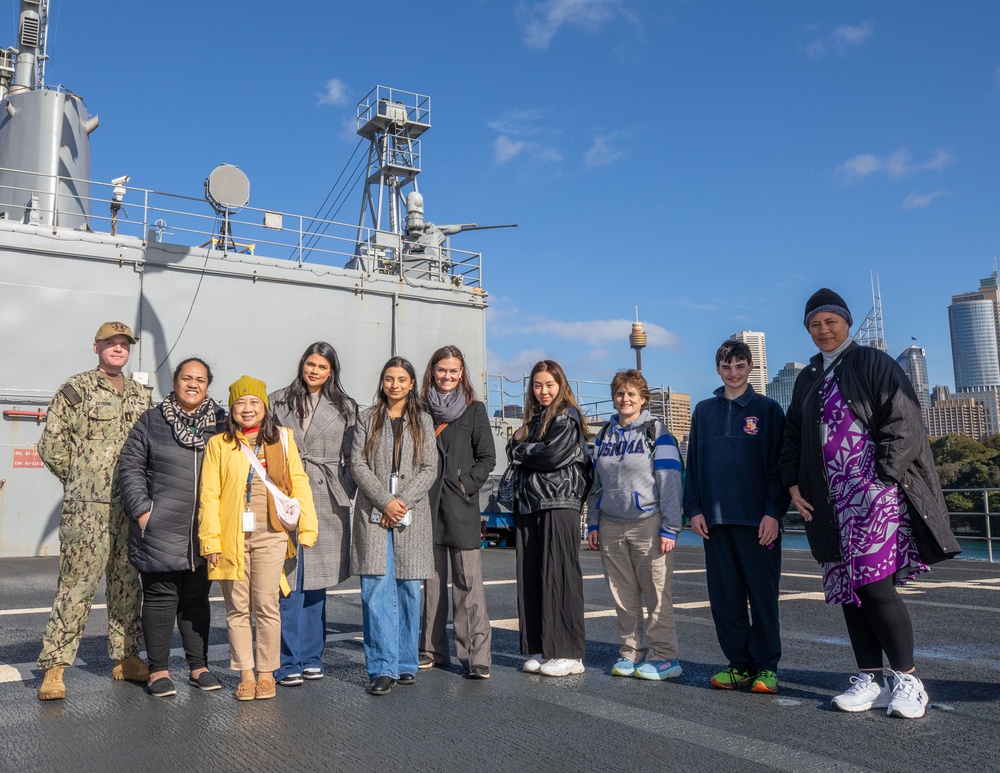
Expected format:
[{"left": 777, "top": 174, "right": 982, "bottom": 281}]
[
  {"left": 112, "top": 655, "right": 149, "bottom": 682},
  {"left": 38, "top": 665, "right": 66, "bottom": 701}
]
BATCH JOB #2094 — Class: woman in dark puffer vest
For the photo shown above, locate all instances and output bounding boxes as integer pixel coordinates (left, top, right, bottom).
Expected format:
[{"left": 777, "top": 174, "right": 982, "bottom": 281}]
[{"left": 119, "top": 357, "right": 225, "bottom": 697}]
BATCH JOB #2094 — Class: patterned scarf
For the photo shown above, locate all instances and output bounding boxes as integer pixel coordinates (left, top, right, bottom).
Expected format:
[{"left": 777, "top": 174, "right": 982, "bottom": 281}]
[{"left": 160, "top": 392, "right": 220, "bottom": 449}]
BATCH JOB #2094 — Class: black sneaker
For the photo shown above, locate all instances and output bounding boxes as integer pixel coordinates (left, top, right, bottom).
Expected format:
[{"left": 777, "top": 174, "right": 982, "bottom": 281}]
[
  {"left": 278, "top": 674, "right": 304, "bottom": 687},
  {"left": 467, "top": 665, "right": 491, "bottom": 680}
]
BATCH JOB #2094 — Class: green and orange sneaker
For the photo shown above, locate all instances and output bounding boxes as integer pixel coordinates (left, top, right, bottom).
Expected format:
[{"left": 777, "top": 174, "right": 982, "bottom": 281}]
[
  {"left": 751, "top": 669, "right": 779, "bottom": 694},
  {"left": 711, "top": 667, "right": 753, "bottom": 690}
]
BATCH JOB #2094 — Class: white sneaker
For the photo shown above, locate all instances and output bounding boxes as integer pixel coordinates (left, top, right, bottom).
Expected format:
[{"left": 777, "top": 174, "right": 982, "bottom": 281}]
[
  {"left": 887, "top": 671, "right": 929, "bottom": 719},
  {"left": 831, "top": 672, "right": 892, "bottom": 712},
  {"left": 539, "top": 658, "right": 585, "bottom": 677},
  {"left": 523, "top": 654, "right": 546, "bottom": 673}
]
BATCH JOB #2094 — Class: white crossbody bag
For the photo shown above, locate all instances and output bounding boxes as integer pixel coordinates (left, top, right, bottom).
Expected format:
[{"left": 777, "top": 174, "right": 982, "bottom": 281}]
[{"left": 240, "top": 427, "right": 301, "bottom": 531}]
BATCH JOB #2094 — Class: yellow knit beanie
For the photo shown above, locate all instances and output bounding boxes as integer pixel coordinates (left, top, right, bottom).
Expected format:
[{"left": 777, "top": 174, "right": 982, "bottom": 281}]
[{"left": 228, "top": 375, "right": 268, "bottom": 410}]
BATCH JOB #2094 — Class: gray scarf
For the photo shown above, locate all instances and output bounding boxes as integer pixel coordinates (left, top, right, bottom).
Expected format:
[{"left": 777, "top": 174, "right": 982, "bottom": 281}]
[
  {"left": 426, "top": 386, "right": 468, "bottom": 425},
  {"left": 160, "top": 392, "right": 220, "bottom": 449}
]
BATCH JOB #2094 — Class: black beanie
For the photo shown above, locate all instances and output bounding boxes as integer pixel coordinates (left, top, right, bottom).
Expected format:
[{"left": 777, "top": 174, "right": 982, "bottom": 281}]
[{"left": 804, "top": 288, "right": 853, "bottom": 328}]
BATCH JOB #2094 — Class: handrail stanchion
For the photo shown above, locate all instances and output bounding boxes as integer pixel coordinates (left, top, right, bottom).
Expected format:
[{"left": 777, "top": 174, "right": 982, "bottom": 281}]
[{"left": 986, "top": 490, "right": 993, "bottom": 564}]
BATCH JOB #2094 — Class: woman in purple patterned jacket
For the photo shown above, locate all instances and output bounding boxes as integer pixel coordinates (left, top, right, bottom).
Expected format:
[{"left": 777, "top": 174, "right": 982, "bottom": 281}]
[{"left": 780, "top": 288, "right": 959, "bottom": 721}]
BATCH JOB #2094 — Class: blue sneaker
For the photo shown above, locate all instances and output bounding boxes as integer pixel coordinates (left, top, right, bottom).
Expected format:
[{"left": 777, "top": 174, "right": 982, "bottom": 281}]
[
  {"left": 611, "top": 658, "right": 636, "bottom": 677},
  {"left": 634, "top": 659, "right": 683, "bottom": 681}
]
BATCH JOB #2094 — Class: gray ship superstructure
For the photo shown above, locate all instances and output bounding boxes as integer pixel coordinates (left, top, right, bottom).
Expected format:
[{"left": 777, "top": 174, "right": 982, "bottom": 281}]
[{"left": 0, "top": 2, "right": 504, "bottom": 557}]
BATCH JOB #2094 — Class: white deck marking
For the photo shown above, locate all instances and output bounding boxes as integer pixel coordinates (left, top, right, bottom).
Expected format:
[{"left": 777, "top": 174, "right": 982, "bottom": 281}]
[{"left": 538, "top": 684, "right": 874, "bottom": 773}]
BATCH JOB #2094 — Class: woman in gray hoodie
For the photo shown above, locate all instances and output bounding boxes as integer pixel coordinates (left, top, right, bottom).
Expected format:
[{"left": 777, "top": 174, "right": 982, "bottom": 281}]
[{"left": 586, "top": 369, "right": 683, "bottom": 681}]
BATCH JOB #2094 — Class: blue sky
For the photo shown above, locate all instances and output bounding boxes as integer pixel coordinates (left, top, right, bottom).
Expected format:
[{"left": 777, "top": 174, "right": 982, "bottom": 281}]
[{"left": 23, "top": 0, "right": 1000, "bottom": 403}]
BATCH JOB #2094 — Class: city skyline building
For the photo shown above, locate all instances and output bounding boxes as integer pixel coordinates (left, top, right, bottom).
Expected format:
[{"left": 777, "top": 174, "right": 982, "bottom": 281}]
[
  {"left": 896, "top": 345, "right": 931, "bottom": 421},
  {"left": 730, "top": 330, "right": 768, "bottom": 397},
  {"left": 648, "top": 386, "right": 692, "bottom": 457},
  {"left": 925, "top": 385, "right": 989, "bottom": 441},
  {"left": 948, "top": 269, "right": 1000, "bottom": 391},
  {"left": 768, "top": 362, "right": 807, "bottom": 414}
]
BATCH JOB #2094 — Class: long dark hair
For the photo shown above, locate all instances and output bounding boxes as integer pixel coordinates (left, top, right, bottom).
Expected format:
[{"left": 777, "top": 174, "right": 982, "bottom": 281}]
[
  {"left": 280, "top": 342, "right": 357, "bottom": 422},
  {"left": 363, "top": 357, "right": 426, "bottom": 467},
  {"left": 421, "top": 344, "right": 477, "bottom": 406},
  {"left": 522, "top": 359, "right": 590, "bottom": 441}
]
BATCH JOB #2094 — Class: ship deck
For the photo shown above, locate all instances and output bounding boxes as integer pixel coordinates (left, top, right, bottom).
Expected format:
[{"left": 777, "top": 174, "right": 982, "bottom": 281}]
[{"left": 1, "top": 543, "right": 996, "bottom": 773}]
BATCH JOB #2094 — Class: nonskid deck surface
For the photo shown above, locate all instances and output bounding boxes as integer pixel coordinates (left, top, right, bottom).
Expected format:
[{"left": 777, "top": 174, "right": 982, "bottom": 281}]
[{"left": 1, "top": 545, "right": 996, "bottom": 773}]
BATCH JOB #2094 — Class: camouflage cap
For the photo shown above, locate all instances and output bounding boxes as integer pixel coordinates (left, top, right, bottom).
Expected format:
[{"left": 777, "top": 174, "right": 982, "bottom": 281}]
[{"left": 95, "top": 321, "right": 138, "bottom": 344}]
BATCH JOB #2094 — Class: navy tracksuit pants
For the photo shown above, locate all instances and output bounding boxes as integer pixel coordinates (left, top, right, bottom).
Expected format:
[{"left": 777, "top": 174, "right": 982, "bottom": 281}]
[{"left": 704, "top": 524, "right": 781, "bottom": 673}]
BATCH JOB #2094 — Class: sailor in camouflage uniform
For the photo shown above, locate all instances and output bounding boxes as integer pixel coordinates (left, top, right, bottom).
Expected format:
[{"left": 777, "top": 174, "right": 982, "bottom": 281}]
[{"left": 36, "top": 322, "right": 152, "bottom": 700}]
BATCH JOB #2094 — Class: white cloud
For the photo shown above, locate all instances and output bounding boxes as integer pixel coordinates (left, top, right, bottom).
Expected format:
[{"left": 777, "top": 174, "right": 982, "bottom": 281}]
[
  {"left": 488, "top": 108, "right": 550, "bottom": 137},
  {"left": 802, "top": 21, "right": 874, "bottom": 59},
  {"left": 489, "top": 348, "right": 550, "bottom": 377},
  {"left": 534, "top": 146, "right": 565, "bottom": 163},
  {"left": 518, "top": 0, "right": 625, "bottom": 50},
  {"left": 487, "top": 110, "right": 564, "bottom": 165},
  {"left": 583, "top": 133, "right": 626, "bottom": 169},
  {"left": 317, "top": 78, "right": 348, "bottom": 107},
  {"left": 494, "top": 136, "right": 529, "bottom": 163},
  {"left": 517, "top": 317, "right": 679, "bottom": 349},
  {"left": 836, "top": 149, "right": 954, "bottom": 183},
  {"left": 902, "top": 190, "right": 951, "bottom": 210}
]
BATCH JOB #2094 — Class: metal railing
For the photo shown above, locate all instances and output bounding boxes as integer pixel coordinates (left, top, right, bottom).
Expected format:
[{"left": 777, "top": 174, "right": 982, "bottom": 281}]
[
  {"left": 0, "top": 168, "right": 482, "bottom": 288},
  {"left": 780, "top": 488, "right": 997, "bottom": 562},
  {"left": 940, "top": 487, "right": 997, "bottom": 562}
]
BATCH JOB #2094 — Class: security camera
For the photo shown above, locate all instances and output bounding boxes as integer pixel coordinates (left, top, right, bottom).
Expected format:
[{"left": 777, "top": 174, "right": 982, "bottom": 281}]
[{"left": 111, "top": 175, "right": 130, "bottom": 186}]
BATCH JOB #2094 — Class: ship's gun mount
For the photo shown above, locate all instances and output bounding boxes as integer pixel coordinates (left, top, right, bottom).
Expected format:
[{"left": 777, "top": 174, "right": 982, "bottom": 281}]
[{"left": 400, "top": 190, "right": 516, "bottom": 284}]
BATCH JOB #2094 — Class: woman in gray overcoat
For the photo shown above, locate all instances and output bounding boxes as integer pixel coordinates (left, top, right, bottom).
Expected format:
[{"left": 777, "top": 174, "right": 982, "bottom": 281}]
[
  {"left": 351, "top": 357, "right": 437, "bottom": 696},
  {"left": 270, "top": 342, "right": 357, "bottom": 686}
]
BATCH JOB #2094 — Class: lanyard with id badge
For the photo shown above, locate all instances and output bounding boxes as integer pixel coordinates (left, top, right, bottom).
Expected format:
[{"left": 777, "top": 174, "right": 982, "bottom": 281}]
[
  {"left": 370, "top": 421, "right": 412, "bottom": 527},
  {"left": 243, "top": 442, "right": 261, "bottom": 532}
]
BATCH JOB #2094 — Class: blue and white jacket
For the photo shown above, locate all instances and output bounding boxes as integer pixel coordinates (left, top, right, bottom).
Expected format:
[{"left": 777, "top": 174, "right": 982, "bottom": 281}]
[{"left": 586, "top": 409, "right": 683, "bottom": 540}]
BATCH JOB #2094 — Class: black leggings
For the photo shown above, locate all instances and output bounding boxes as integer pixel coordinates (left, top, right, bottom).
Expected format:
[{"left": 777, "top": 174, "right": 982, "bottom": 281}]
[{"left": 841, "top": 575, "right": 915, "bottom": 672}]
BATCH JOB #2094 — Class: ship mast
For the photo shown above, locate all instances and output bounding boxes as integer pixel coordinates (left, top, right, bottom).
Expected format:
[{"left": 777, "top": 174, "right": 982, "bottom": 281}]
[{"left": 351, "top": 86, "right": 431, "bottom": 273}]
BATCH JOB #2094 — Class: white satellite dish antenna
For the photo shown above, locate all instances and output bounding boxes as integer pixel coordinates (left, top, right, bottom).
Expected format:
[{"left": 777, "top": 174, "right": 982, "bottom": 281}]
[{"left": 204, "top": 164, "right": 250, "bottom": 254}]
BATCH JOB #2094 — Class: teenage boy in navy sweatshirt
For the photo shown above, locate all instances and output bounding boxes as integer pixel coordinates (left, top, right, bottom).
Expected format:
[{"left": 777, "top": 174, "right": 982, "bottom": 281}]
[{"left": 684, "top": 339, "right": 790, "bottom": 694}]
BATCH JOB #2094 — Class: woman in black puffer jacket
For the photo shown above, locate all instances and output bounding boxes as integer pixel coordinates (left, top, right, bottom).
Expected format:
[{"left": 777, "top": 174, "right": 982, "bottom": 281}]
[
  {"left": 118, "top": 358, "right": 225, "bottom": 697},
  {"left": 507, "top": 360, "right": 593, "bottom": 678}
]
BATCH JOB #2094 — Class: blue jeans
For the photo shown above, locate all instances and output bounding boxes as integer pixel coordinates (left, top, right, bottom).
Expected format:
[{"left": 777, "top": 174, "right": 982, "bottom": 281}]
[
  {"left": 360, "top": 530, "right": 421, "bottom": 680},
  {"left": 276, "top": 547, "right": 327, "bottom": 680}
]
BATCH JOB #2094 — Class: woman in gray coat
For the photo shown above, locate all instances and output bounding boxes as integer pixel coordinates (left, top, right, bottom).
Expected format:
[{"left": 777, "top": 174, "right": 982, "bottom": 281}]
[
  {"left": 270, "top": 342, "right": 357, "bottom": 686},
  {"left": 351, "top": 357, "right": 437, "bottom": 696},
  {"left": 418, "top": 345, "right": 496, "bottom": 678}
]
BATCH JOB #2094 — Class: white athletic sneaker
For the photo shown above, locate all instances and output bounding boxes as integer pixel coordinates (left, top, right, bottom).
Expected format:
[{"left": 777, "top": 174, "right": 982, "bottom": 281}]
[
  {"left": 887, "top": 671, "right": 929, "bottom": 719},
  {"left": 523, "top": 654, "right": 546, "bottom": 673},
  {"left": 539, "top": 658, "right": 585, "bottom": 677},
  {"left": 831, "top": 672, "right": 892, "bottom": 713}
]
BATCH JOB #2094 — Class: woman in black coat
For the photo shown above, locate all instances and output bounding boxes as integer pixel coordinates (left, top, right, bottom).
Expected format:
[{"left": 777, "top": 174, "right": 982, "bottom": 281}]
[
  {"left": 780, "top": 289, "right": 960, "bottom": 720},
  {"left": 118, "top": 358, "right": 225, "bottom": 697},
  {"left": 418, "top": 346, "right": 497, "bottom": 678}
]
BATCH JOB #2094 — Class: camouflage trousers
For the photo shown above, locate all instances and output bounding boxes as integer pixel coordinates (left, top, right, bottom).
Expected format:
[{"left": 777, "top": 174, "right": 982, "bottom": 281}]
[{"left": 37, "top": 500, "right": 143, "bottom": 670}]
